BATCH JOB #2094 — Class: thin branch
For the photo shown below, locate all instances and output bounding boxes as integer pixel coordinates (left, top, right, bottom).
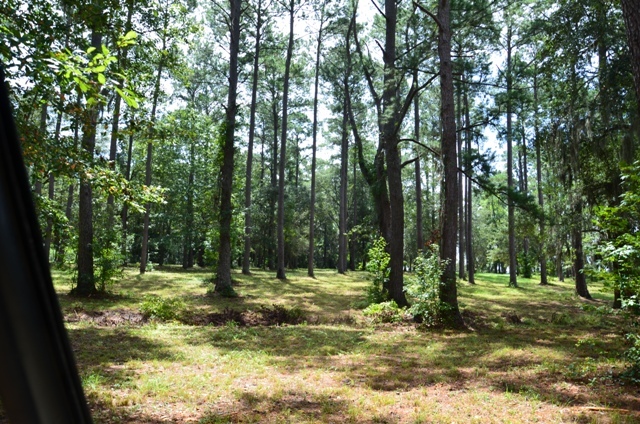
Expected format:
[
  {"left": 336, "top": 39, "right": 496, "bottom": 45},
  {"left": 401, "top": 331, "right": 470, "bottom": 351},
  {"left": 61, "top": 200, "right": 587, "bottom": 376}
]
[
  {"left": 370, "top": 0, "right": 386, "bottom": 19},
  {"left": 413, "top": 1, "right": 442, "bottom": 30},
  {"left": 401, "top": 157, "right": 419, "bottom": 168}
]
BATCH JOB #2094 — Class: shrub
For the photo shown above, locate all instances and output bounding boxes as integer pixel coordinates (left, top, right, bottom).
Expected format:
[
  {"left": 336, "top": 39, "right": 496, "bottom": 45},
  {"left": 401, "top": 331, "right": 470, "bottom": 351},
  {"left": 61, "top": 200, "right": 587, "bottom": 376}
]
[
  {"left": 140, "top": 295, "right": 185, "bottom": 321},
  {"left": 363, "top": 301, "right": 405, "bottom": 323},
  {"left": 404, "top": 246, "right": 446, "bottom": 325},
  {"left": 364, "top": 237, "right": 390, "bottom": 305}
]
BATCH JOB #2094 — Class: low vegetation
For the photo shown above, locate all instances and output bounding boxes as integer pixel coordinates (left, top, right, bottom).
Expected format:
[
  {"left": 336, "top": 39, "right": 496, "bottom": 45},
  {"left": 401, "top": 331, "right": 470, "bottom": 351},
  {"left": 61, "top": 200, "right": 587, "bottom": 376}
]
[{"left": 44, "top": 268, "right": 640, "bottom": 423}]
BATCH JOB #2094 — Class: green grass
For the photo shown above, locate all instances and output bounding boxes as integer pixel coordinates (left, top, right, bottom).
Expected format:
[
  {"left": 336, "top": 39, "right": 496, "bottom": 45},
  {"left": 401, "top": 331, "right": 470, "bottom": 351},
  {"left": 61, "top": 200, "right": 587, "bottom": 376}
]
[{"left": 52, "top": 267, "right": 640, "bottom": 423}]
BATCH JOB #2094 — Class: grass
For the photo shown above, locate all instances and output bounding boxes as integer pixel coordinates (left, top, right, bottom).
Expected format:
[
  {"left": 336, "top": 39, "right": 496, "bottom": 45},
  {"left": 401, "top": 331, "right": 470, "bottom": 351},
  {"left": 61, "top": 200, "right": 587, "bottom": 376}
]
[{"left": 44, "top": 267, "right": 640, "bottom": 423}]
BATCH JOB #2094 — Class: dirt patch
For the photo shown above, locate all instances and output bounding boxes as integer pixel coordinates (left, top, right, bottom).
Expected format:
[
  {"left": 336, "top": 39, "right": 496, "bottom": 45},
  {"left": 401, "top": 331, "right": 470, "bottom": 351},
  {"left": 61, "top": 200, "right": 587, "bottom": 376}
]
[
  {"left": 66, "top": 309, "right": 147, "bottom": 326},
  {"left": 181, "top": 305, "right": 305, "bottom": 327}
]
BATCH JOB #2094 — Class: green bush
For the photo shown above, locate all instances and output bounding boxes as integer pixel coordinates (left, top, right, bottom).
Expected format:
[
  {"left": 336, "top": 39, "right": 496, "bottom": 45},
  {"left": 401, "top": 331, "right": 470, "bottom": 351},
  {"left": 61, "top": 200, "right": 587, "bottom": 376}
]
[
  {"left": 404, "top": 246, "right": 446, "bottom": 325},
  {"left": 363, "top": 301, "right": 405, "bottom": 323},
  {"left": 140, "top": 295, "right": 185, "bottom": 321},
  {"left": 364, "top": 237, "right": 390, "bottom": 305}
]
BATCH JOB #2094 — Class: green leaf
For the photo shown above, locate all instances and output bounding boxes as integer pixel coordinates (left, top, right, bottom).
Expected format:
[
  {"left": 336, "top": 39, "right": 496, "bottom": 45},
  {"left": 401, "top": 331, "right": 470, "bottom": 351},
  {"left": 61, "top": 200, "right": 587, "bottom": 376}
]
[
  {"left": 97, "top": 73, "right": 106, "bottom": 84},
  {"left": 87, "top": 46, "right": 96, "bottom": 54},
  {"left": 124, "top": 30, "right": 137, "bottom": 40}
]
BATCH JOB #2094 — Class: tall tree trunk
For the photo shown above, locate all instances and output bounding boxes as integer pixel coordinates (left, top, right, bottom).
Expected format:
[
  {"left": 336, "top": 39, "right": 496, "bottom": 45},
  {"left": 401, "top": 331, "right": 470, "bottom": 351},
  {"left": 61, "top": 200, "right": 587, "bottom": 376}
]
[
  {"left": 463, "top": 79, "right": 474, "bottom": 284},
  {"left": 268, "top": 98, "right": 279, "bottom": 271},
  {"left": 243, "top": 0, "right": 263, "bottom": 275},
  {"left": 140, "top": 17, "right": 168, "bottom": 274},
  {"left": 276, "top": 0, "right": 295, "bottom": 280},
  {"left": 621, "top": 0, "right": 640, "bottom": 116},
  {"left": 573, "top": 200, "right": 591, "bottom": 299},
  {"left": 106, "top": 1, "right": 132, "bottom": 228},
  {"left": 437, "top": 0, "right": 463, "bottom": 327},
  {"left": 382, "top": 0, "right": 408, "bottom": 307},
  {"left": 215, "top": 0, "right": 241, "bottom": 292},
  {"left": 350, "top": 149, "right": 358, "bottom": 271},
  {"left": 75, "top": 30, "right": 102, "bottom": 295},
  {"left": 456, "top": 81, "right": 465, "bottom": 280},
  {"left": 414, "top": 77, "right": 424, "bottom": 252},
  {"left": 121, "top": 126, "right": 134, "bottom": 264},
  {"left": 338, "top": 92, "right": 349, "bottom": 274},
  {"left": 534, "top": 70, "right": 548, "bottom": 285},
  {"left": 506, "top": 26, "right": 518, "bottom": 287},
  {"left": 183, "top": 141, "right": 195, "bottom": 269},
  {"left": 308, "top": 2, "right": 326, "bottom": 278}
]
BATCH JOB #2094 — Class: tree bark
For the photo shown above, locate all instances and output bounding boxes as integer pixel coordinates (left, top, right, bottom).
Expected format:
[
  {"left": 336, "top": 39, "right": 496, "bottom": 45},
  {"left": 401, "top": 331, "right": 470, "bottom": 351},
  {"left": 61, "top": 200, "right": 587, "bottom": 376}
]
[
  {"left": 621, "top": 0, "right": 640, "bottom": 116},
  {"left": 506, "top": 26, "right": 518, "bottom": 288},
  {"left": 243, "top": 0, "right": 263, "bottom": 275},
  {"left": 463, "top": 79, "right": 474, "bottom": 284},
  {"left": 456, "top": 81, "right": 465, "bottom": 280},
  {"left": 75, "top": 30, "right": 101, "bottom": 296},
  {"left": 534, "top": 70, "right": 548, "bottom": 285},
  {"left": 414, "top": 77, "right": 424, "bottom": 252},
  {"left": 338, "top": 92, "right": 349, "bottom": 274},
  {"left": 276, "top": 0, "right": 295, "bottom": 280},
  {"left": 382, "top": 0, "right": 408, "bottom": 307},
  {"left": 437, "top": 0, "right": 464, "bottom": 327},
  {"left": 308, "top": 2, "right": 326, "bottom": 277},
  {"left": 215, "top": 0, "right": 241, "bottom": 293},
  {"left": 140, "top": 12, "right": 168, "bottom": 274}
]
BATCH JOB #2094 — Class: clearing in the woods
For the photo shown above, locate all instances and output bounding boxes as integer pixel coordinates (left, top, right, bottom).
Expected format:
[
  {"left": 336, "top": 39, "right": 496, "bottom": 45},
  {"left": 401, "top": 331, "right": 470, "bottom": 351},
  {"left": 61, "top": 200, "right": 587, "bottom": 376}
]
[{"left": 19, "top": 269, "right": 640, "bottom": 422}]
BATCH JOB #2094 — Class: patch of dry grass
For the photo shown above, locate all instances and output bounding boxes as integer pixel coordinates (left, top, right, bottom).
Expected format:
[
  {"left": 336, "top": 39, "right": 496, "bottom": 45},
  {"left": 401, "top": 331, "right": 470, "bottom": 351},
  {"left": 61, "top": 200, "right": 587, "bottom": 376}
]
[{"left": 55, "top": 268, "right": 640, "bottom": 423}]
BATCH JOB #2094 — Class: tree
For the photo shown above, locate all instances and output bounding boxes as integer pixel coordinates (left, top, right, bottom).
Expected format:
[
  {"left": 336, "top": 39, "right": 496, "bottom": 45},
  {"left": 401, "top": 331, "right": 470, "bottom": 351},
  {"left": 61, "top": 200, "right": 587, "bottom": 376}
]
[
  {"left": 276, "top": 0, "right": 296, "bottom": 280},
  {"left": 435, "top": 0, "right": 464, "bottom": 326},
  {"left": 621, "top": 0, "right": 640, "bottom": 114},
  {"left": 308, "top": 0, "right": 330, "bottom": 278},
  {"left": 214, "top": 0, "right": 241, "bottom": 293}
]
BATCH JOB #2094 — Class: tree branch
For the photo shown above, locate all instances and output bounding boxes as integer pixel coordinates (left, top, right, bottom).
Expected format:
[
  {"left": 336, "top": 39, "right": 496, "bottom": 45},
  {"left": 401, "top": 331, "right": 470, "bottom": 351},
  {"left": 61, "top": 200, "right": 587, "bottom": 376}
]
[{"left": 413, "top": 1, "right": 442, "bottom": 30}]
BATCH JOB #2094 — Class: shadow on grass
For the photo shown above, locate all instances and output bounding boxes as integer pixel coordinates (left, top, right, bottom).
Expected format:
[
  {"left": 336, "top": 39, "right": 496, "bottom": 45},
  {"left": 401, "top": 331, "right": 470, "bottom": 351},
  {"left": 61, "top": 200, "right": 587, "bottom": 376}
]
[
  {"left": 186, "top": 324, "right": 367, "bottom": 359},
  {"left": 67, "top": 327, "right": 177, "bottom": 371},
  {"left": 198, "top": 389, "right": 352, "bottom": 424}
]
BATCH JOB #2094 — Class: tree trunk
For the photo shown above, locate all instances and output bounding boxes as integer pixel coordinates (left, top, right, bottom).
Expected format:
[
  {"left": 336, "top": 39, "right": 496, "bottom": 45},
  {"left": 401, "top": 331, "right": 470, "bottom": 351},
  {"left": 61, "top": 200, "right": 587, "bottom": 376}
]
[
  {"left": 338, "top": 90, "right": 349, "bottom": 274},
  {"left": 215, "top": 0, "right": 241, "bottom": 293},
  {"left": 350, "top": 149, "right": 358, "bottom": 271},
  {"left": 506, "top": 26, "right": 518, "bottom": 287},
  {"left": 308, "top": 3, "right": 326, "bottom": 278},
  {"left": 456, "top": 82, "right": 465, "bottom": 280},
  {"left": 437, "top": 0, "right": 464, "bottom": 327},
  {"left": 140, "top": 17, "right": 168, "bottom": 274},
  {"left": 621, "top": 0, "right": 640, "bottom": 116},
  {"left": 243, "top": 0, "right": 263, "bottom": 275},
  {"left": 463, "top": 79, "right": 474, "bottom": 284},
  {"left": 276, "top": 0, "right": 295, "bottom": 280},
  {"left": 573, "top": 201, "right": 591, "bottom": 299},
  {"left": 414, "top": 81, "right": 424, "bottom": 252},
  {"left": 75, "top": 30, "right": 102, "bottom": 296},
  {"left": 382, "top": 0, "right": 408, "bottom": 307},
  {"left": 534, "top": 70, "right": 548, "bottom": 285}
]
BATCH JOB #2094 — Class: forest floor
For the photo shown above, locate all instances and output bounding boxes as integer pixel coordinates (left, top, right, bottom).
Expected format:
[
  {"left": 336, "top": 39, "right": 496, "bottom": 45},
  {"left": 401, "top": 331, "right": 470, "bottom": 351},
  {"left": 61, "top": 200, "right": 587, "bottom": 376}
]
[{"left": 18, "top": 268, "right": 640, "bottom": 422}]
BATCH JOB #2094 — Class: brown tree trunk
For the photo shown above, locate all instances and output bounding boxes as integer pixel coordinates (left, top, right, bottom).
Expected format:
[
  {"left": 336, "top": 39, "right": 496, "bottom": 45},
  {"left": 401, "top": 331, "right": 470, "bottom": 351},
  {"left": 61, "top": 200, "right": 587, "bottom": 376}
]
[
  {"left": 309, "top": 3, "right": 327, "bottom": 277},
  {"left": 276, "top": 0, "right": 295, "bottom": 280},
  {"left": 140, "top": 14, "right": 168, "bottom": 274},
  {"left": 506, "top": 26, "right": 518, "bottom": 288},
  {"left": 621, "top": 0, "right": 640, "bottom": 116},
  {"left": 338, "top": 92, "right": 349, "bottom": 274},
  {"left": 215, "top": 0, "right": 241, "bottom": 293},
  {"left": 456, "top": 81, "right": 465, "bottom": 280},
  {"left": 463, "top": 79, "right": 474, "bottom": 284},
  {"left": 75, "top": 30, "right": 101, "bottom": 296},
  {"left": 243, "top": 0, "right": 263, "bottom": 275},
  {"left": 414, "top": 78, "right": 424, "bottom": 252},
  {"left": 382, "top": 0, "right": 408, "bottom": 307},
  {"left": 437, "top": 0, "right": 463, "bottom": 327}
]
